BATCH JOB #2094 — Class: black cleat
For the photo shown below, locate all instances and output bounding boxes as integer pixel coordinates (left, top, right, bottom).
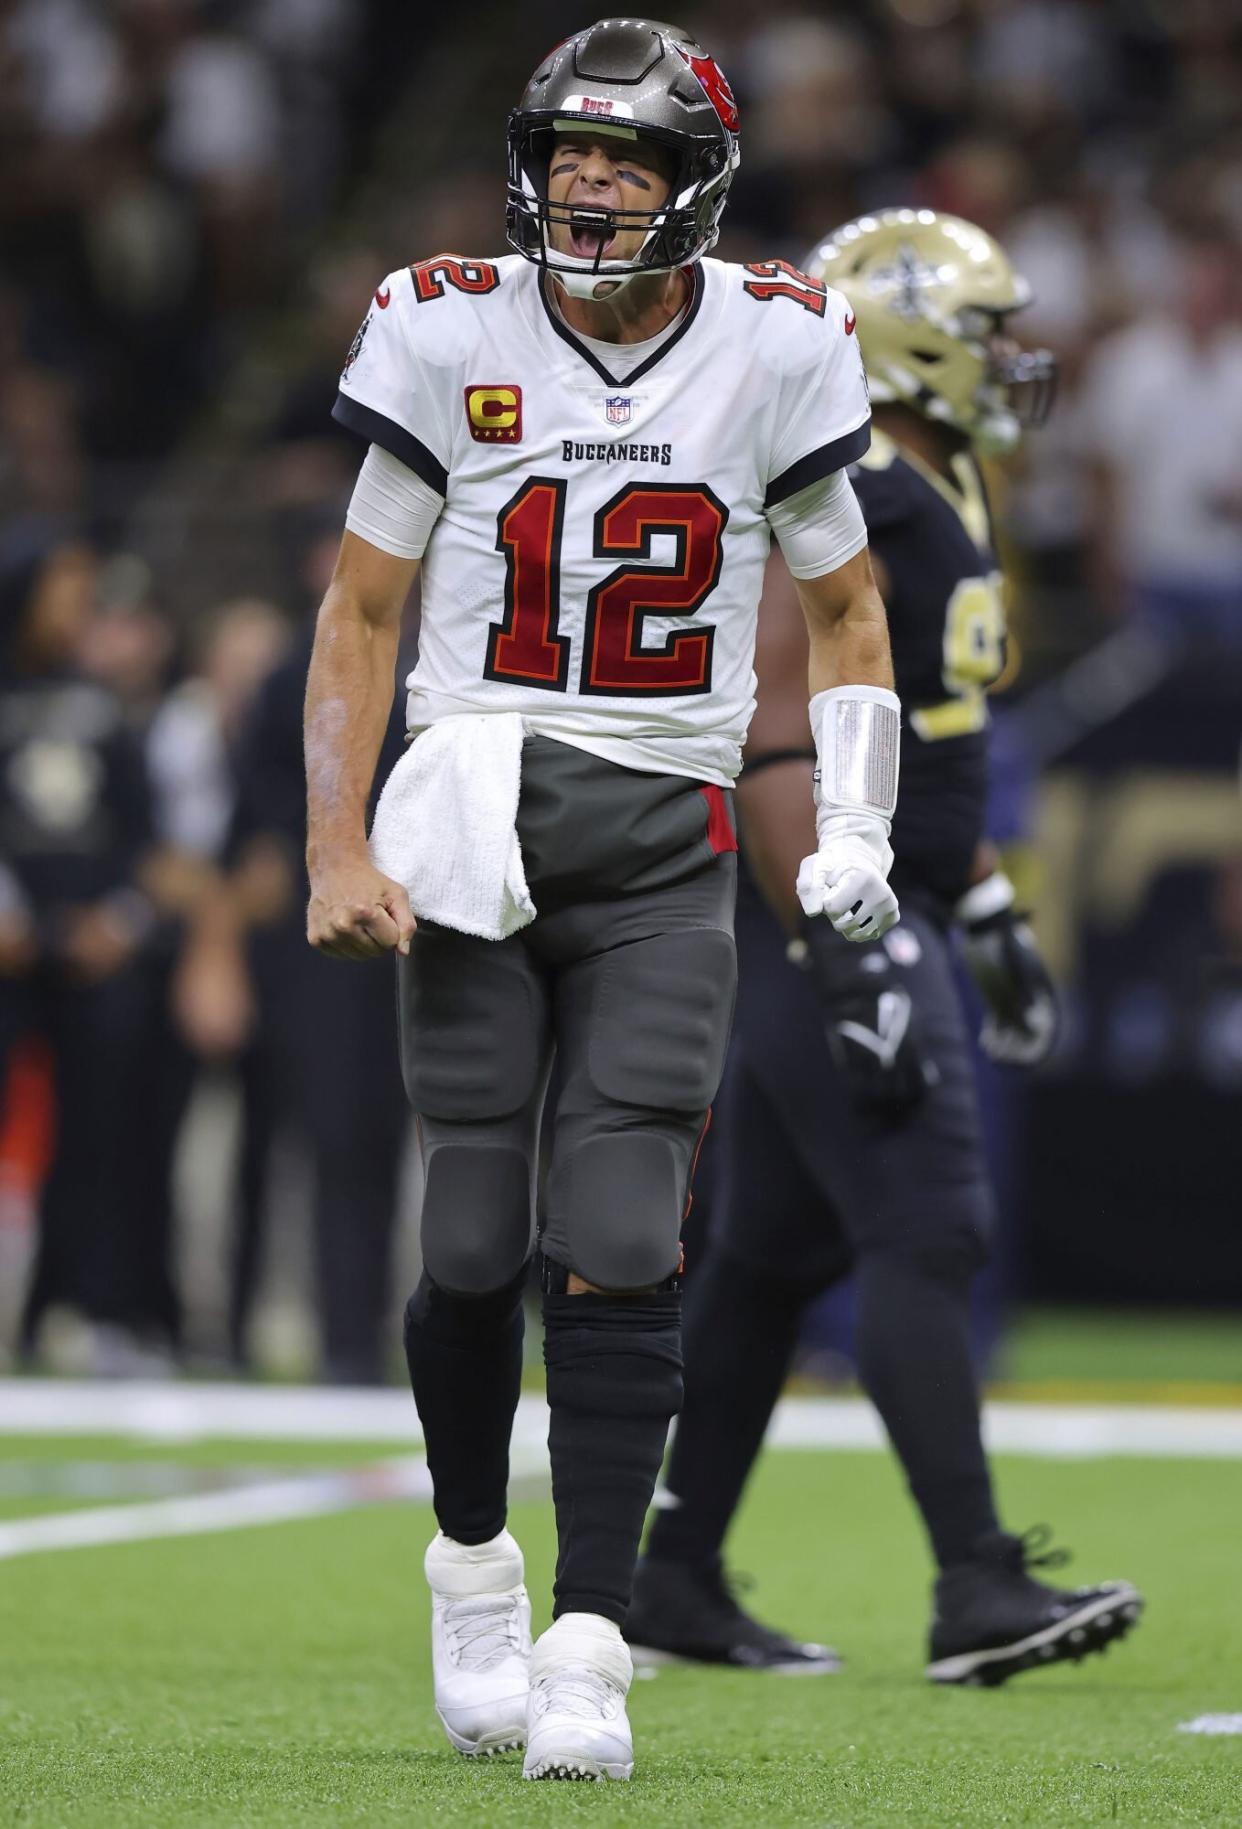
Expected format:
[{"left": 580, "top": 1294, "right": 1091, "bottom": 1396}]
[
  {"left": 926, "top": 1525, "right": 1144, "bottom": 1686},
  {"left": 624, "top": 1555, "right": 842, "bottom": 1675}
]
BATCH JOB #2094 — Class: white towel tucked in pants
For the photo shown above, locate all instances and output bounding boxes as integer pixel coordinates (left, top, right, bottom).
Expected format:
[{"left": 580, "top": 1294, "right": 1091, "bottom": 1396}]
[{"left": 368, "top": 714, "right": 536, "bottom": 941}]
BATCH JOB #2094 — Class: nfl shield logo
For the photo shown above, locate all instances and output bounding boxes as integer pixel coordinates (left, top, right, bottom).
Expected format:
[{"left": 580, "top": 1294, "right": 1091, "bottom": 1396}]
[{"left": 605, "top": 395, "right": 632, "bottom": 426}]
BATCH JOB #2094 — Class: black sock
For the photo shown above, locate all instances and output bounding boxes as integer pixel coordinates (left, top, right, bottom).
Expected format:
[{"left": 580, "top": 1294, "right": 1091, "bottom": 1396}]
[
  {"left": 403, "top": 1266, "right": 527, "bottom": 1546},
  {"left": 646, "top": 1249, "right": 808, "bottom": 1569},
  {"left": 853, "top": 1250, "right": 999, "bottom": 1571},
  {"left": 543, "top": 1289, "right": 682, "bottom": 1626}
]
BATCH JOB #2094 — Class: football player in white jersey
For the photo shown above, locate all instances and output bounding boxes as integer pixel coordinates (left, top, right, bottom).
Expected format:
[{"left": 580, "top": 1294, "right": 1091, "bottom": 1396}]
[{"left": 303, "top": 19, "right": 899, "bottom": 1782}]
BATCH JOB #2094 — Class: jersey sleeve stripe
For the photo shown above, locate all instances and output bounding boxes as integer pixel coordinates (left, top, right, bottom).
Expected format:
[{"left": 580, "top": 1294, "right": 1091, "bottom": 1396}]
[
  {"left": 764, "top": 416, "right": 872, "bottom": 510},
  {"left": 332, "top": 395, "right": 449, "bottom": 497}
]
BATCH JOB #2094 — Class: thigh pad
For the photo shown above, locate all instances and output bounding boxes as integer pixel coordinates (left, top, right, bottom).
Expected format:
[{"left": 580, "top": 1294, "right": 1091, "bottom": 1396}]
[
  {"left": 399, "top": 927, "right": 547, "bottom": 1121},
  {"left": 584, "top": 927, "right": 736, "bottom": 1115}
]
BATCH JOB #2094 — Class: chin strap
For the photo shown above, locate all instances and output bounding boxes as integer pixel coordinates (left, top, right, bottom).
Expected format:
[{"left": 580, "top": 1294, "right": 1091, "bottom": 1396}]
[{"left": 554, "top": 264, "right": 646, "bottom": 301}]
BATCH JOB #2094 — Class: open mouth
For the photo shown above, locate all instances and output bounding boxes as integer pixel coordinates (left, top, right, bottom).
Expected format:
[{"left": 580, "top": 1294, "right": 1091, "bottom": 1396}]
[{"left": 569, "top": 209, "right": 617, "bottom": 261}]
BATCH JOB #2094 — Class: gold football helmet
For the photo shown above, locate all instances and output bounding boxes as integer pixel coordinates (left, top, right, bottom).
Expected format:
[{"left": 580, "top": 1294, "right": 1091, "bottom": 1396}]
[{"left": 805, "top": 209, "right": 1055, "bottom": 456}]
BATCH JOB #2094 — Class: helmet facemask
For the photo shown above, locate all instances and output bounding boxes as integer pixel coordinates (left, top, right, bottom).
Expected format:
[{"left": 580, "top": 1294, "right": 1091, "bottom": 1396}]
[
  {"left": 862, "top": 296, "right": 1056, "bottom": 457},
  {"left": 956, "top": 308, "right": 1057, "bottom": 456},
  {"left": 507, "top": 115, "right": 733, "bottom": 299}
]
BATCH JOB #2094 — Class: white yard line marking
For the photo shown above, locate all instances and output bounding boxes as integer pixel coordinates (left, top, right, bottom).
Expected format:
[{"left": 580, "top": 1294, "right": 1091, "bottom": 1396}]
[
  {"left": 0, "top": 1447, "right": 550, "bottom": 1562},
  {"left": 769, "top": 1399, "right": 1242, "bottom": 1461},
  {"left": 0, "top": 1381, "right": 427, "bottom": 1442},
  {"left": 2, "top": 1377, "right": 1239, "bottom": 1563},
  {"left": 1178, "top": 1715, "right": 1242, "bottom": 1736},
  {"left": 1, "top": 1381, "right": 1241, "bottom": 1460},
  {"left": 0, "top": 1458, "right": 432, "bottom": 1561}
]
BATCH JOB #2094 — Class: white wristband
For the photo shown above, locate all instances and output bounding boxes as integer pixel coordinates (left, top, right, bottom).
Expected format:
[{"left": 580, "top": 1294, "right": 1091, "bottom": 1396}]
[{"left": 810, "top": 685, "right": 901, "bottom": 824}]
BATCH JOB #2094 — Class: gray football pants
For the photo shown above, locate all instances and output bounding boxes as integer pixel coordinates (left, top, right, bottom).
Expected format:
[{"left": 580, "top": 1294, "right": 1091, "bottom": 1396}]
[{"left": 396, "top": 736, "right": 738, "bottom": 1295}]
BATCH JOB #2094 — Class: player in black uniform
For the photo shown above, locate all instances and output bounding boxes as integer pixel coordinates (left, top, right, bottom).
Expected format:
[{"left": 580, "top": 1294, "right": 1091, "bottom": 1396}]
[{"left": 626, "top": 212, "right": 1145, "bottom": 1685}]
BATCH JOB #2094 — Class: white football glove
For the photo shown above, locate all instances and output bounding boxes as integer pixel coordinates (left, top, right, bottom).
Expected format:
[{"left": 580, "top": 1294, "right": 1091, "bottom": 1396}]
[{"left": 797, "top": 810, "right": 900, "bottom": 942}]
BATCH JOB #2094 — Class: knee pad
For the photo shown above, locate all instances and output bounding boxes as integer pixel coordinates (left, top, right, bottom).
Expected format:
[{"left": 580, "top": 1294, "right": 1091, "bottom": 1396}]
[
  {"left": 542, "top": 1291, "right": 683, "bottom": 1420},
  {"left": 420, "top": 1144, "right": 533, "bottom": 1295},
  {"left": 588, "top": 928, "right": 736, "bottom": 1113},
  {"left": 547, "top": 1132, "right": 684, "bottom": 1291}
]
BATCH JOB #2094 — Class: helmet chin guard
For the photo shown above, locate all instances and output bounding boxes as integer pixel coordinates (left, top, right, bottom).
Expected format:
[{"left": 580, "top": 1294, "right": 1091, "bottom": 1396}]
[
  {"left": 553, "top": 259, "right": 643, "bottom": 301},
  {"left": 507, "top": 19, "right": 739, "bottom": 287}
]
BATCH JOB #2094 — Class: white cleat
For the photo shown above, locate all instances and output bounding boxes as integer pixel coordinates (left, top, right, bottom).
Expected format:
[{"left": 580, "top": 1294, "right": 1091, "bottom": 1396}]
[
  {"left": 523, "top": 1613, "right": 635, "bottom": 1782},
  {"left": 425, "top": 1528, "right": 531, "bottom": 1757}
]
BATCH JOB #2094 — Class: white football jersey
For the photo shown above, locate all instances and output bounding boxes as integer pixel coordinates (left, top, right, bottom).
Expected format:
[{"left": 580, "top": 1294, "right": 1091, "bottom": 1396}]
[{"left": 335, "top": 253, "right": 870, "bottom": 785}]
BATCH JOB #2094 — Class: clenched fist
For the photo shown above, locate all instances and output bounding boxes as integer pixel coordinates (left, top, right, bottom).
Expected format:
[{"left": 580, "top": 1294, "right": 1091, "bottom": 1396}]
[
  {"left": 797, "top": 810, "right": 899, "bottom": 943},
  {"left": 306, "top": 848, "right": 416, "bottom": 961}
]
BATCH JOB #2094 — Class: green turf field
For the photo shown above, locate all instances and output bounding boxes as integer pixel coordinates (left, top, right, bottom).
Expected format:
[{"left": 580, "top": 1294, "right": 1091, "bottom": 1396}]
[
  {"left": 998, "top": 1309, "right": 1242, "bottom": 1398},
  {"left": 2, "top": 1433, "right": 1240, "bottom": 1827}
]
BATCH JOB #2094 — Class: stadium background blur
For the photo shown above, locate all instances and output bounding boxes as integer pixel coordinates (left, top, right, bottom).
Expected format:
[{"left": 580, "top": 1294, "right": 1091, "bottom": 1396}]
[{"left": 1, "top": 0, "right": 1239, "bottom": 1384}]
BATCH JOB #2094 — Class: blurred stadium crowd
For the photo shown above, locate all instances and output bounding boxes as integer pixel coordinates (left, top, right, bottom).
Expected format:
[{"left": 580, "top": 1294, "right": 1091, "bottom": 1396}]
[{"left": 1, "top": 0, "right": 1240, "bottom": 1381}]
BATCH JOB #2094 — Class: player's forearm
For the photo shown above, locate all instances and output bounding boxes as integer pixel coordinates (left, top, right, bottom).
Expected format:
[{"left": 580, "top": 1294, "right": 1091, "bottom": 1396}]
[
  {"left": 807, "top": 586, "right": 893, "bottom": 697},
  {"left": 304, "top": 583, "right": 399, "bottom": 865}
]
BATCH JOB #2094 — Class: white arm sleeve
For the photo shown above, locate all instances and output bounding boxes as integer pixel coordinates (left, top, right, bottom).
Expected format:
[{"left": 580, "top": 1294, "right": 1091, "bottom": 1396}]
[
  {"left": 767, "top": 469, "right": 869, "bottom": 579},
  {"left": 344, "top": 443, "right": 443, "bottom": 560}
]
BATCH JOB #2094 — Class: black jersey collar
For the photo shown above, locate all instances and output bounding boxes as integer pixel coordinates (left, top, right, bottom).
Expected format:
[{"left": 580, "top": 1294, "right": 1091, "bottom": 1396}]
[{"left": 538, "top": 266, "right": 704, "bottom": 388}]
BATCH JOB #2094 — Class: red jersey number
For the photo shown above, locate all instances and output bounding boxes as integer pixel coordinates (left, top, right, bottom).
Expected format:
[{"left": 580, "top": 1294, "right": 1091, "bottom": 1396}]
[
  {"left": 581, "top": 485, "right": 728, "bottom": 697},
  {"left": 486, "top": 479, "right": 572, "bottom": 690},
  {"left": 742, "top": 259, "right": 827, "bottom": 317},
  {"left": 410, "top": 255, "right": 501, "bottom": 303},
  {"left": 483, "top": 480, "right": 728, "bottom": 697}
]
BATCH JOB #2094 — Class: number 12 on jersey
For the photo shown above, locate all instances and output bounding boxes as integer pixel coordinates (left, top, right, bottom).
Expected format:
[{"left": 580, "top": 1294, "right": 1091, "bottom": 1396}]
[{"left": 485, "top": 477, "right": 729, "bottom": 697}]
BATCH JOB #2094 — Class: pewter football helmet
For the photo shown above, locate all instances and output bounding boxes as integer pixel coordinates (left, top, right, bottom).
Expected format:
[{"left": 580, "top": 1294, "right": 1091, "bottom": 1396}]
[
  {"left": 507, "top": 18, "right": 740, "bottom": 293},
  {"left": 806, "top": 210, "right": 1056, "bottom": 456}
]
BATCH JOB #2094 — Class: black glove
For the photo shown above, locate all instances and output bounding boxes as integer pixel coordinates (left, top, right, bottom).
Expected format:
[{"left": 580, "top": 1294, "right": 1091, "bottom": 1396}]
[
  {"left": 794, "top": 916, "right": 937, "bottom": 1114},
  {"left": 955, "top": 874, "right": 1060, "bottom": 1066}
]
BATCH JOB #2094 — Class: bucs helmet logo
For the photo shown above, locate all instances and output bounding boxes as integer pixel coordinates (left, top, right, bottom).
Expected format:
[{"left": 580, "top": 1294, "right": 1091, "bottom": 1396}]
[{"left": 675, "top": 47, "right": 740, "bottom": 134}]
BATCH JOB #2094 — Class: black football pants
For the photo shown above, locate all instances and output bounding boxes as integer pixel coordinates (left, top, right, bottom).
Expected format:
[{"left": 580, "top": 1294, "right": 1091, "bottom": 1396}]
[{"left": 648, "top": 878, "right": 1001, "bottom": 1575}]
